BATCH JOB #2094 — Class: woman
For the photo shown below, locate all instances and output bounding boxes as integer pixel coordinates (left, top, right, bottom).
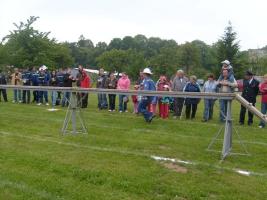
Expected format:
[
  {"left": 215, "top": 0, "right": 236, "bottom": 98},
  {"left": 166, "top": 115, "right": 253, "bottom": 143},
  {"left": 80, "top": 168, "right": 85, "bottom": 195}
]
[
  {"left": 259, "top": 74, "right": 267, "bottom": 128},
  {"left": 156, "top": 75, "right": 170, "bottom": 118},
  {"left": 117, "top": 72, "right": 130, "bottom": 113},
  {"left": 202, "top": 74, "right": 217, "bottom": 122},
  {"left": 183, "top": 75, "right": 201, "bottom": 119},
  {"left": 106, "top": 72, "right": 117, "bottom": 112}
]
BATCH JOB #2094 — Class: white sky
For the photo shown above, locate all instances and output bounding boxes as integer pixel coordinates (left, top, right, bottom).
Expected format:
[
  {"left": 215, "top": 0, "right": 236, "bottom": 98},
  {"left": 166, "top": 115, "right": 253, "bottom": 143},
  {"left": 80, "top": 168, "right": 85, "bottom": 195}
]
[{"left": 1, "top": 0, "right": 267, "bottom": 50}]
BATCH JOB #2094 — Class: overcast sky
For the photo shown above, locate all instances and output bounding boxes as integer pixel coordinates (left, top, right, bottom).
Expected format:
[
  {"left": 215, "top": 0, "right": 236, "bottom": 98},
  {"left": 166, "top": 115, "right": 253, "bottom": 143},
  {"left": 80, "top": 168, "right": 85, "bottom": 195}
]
[{"left": 1, "top": 0, "right": 267, "bottom": 50}]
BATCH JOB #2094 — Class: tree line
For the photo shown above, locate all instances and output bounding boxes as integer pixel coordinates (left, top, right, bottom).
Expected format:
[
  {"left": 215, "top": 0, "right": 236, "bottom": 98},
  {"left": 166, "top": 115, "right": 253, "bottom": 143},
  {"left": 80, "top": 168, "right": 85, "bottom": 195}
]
[{"left": 0, "top": 16, "right": 267, "bottom": 80}]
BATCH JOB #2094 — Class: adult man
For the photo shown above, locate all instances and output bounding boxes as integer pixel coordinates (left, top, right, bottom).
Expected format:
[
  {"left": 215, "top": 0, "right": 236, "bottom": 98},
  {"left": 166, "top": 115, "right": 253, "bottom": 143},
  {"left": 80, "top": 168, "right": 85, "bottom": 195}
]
[
  {"left": 171, "top": 70, "right": 188, "bottom": 119},
  {"left": 22, "top": 67, "right": 32, "bottom": 104},
  {"left": 96, "top": 68, "right": 108, "bottom": 110},
  {"left": 31, "top": 67, "right": 39, "bottom": 103},
  {"left": 62, "top": 68, "right": 74, "bottom": 107},
  {"left": 138, "top": 68, "right": 156, "bottom": 123},
  {"left": 239, "top": 71, "right": 259, "bottom": 125},
  {"left": 217, "top": 69, "right": 238, "bottom": 122},
  {"left": 77, "top": 66, "right": 90, "bottom": 108},
  {"left": 0, "top": 70, "right": 8, "bottom": 102},
  {"left": 37, "top": 68, "right": 50, "bottom": 106}
]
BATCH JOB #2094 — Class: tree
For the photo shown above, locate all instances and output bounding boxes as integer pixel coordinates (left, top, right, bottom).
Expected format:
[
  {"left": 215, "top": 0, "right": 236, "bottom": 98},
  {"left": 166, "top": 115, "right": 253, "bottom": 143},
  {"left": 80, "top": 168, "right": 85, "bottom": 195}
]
[{"left": 3, "top": 16, "right": 73, "bottom": 68}]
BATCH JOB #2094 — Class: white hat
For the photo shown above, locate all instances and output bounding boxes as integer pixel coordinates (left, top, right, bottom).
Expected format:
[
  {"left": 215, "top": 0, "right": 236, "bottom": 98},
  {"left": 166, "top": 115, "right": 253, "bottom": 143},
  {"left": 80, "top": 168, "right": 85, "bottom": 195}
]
[
  {"left": 221, "top": 60, "right": 230, "bottom": 65},
  {"left": 143, "top": 68, "right": 153, "bottom": 75}
]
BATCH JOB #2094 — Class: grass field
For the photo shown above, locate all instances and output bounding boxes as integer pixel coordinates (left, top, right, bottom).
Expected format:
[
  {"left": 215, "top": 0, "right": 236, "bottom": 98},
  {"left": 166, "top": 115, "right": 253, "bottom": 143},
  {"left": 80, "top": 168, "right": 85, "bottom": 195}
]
[{"left": 0, "top": 91, "right": 267, "bottom": 200}]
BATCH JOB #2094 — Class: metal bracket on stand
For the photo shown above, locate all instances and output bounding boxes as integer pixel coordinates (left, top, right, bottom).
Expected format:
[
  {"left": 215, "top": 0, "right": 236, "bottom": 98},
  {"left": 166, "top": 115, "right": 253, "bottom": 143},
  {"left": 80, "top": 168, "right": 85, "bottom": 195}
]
[{"left": 61, "top": 92, "right": 88, "bottom": 135}]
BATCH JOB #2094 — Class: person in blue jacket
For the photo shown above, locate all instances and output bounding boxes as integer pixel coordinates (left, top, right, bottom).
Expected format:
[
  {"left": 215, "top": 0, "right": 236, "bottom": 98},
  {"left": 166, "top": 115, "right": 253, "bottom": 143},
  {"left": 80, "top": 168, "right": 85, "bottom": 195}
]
[
  {"left": 37, "top": 67, "right": 50, "bottom": 106},
  {"left": 22, "top": 67, "right": 32, "bottom": 104},
  {"left": 138, "top": 68, "right": 156, "bottom": 123},
  {"left": 183, "top": 75, "right": 201, "bottom": 119}
]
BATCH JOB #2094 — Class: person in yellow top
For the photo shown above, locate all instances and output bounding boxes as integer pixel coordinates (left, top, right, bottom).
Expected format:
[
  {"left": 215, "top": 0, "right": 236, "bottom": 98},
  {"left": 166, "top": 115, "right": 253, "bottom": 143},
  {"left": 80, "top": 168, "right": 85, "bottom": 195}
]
[{"left": 11, "top": 68, "right": 22, "bottom": 103}]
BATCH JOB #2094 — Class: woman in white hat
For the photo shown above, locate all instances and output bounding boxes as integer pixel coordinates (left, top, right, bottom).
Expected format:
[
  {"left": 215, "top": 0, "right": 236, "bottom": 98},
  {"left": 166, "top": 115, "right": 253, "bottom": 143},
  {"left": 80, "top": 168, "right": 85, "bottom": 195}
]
[{"left": 138, "top": 68, "right": 156, "bottom": 123}]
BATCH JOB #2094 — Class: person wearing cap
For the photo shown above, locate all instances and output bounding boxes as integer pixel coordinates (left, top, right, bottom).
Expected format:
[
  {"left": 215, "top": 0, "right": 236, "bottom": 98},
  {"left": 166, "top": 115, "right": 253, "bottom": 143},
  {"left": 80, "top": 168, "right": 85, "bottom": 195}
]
[
  {"left": 239, "top": 71, "right": 260, "bottom": 125},
  {"left": 171, "top": 70, "right": 188, "bottom": 119},
  {"left": 37, "top": 68, "right": 50, "bottom": 106},
  {"left": 138, "top": 68, "right": 156, "bottom": 123},
  {"left": 202, "top": 74, "right": 218, "bottom": 122},
  {"left": 183, "top": 75, "right": 201, "bottom": 119},
  {"left": 218, "top": 60, "right": 234, "bottom": 81},
  {"left": 117, "top": 72, "right": 131, "bottom": 113},
  {"left": 259, "top": 74, "right": 267, "bottom": 128},
  {"left": 217, "top": 69, "right": 238, "bottom": 122}
]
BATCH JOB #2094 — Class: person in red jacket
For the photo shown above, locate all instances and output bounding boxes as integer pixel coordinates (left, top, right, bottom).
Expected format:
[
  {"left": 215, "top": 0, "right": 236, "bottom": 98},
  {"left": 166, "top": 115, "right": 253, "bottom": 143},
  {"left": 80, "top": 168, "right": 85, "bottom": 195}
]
[
  {"left": 77, "top": 65, "right": 91, "bottom": 108},
  {"left": 259, "top": 74, "right": 267, "bottom": 128}
]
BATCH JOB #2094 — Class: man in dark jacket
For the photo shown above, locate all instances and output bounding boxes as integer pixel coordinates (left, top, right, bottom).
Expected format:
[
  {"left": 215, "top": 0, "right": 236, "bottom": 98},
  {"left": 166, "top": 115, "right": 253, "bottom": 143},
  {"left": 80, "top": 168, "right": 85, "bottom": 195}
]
[
  {"left": 22, "top": 67, "right": 32, "bottom": 104},
  {"left": 239, "top": 71, "right": 260, "bottom": 125},
  {"left": 0, "top": 70, "right": 8, "bottom": 102},
  {"left": 97, "top": 68, "right": 108, "bottom": 109}
]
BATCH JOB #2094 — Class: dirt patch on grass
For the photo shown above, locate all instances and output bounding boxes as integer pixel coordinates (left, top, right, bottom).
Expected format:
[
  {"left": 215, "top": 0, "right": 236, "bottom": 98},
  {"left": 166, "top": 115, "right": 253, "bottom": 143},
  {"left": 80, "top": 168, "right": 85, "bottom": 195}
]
[{"left": 162, "top": 162, "right": 188, "bottom": 174}]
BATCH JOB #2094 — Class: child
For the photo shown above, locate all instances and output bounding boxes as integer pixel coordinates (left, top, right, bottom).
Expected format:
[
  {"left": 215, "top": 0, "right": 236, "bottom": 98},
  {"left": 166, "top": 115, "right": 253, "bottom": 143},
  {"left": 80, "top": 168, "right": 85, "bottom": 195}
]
[
  {"left": 132, "top": 85, "right": 139, "bottom": 114},
  {"left": 159, "top": 85, "right": 170, "bottom": 119},
  {"left": 218, "top": 60, "right": 235, "bottom": 81},
  {"left": 259, "top": 74, "right": 267, "bottom": 128}
]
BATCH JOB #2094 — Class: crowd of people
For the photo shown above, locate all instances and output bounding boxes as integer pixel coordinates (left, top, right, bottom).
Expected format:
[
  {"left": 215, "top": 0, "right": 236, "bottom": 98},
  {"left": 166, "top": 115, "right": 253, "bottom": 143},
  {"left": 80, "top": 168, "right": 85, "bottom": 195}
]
[{"left": 0, "top": 60, "right": 266, "bottom": 128}]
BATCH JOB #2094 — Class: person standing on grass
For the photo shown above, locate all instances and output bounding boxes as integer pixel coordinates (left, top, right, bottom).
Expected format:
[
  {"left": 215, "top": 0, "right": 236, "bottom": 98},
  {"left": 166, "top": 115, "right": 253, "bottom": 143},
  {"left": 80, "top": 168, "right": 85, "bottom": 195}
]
[
  {"left": 157, "top": 75, "right": 170, "bottom": 118},
  {"left": 183, "top": 75, "right": 201, "bottom": 120},
  {"left": 106, "top": 72, "right": 117, "bottom": 112},
  {"left": 117, "top": 72, "right": 131, "bottom": 113},
  {"left": 11, "top": 68, "right": 22, "bottom": 103},
  {"left": 62, "top": 68, "right": 74, "bottom": 107},
  {"left": 138, "top": 68, "right": 156, "bottom": 123},
  {"left": 217, "top": 69, "right": 238, "bottom": 122},
  {"left": 78, "top": 66, "right": 90, "bottom": 108},
  {"left": 239, "top": 71, "right": 259, "bottom": 126},
  {"left": 97, "top": 68, "right": 108, "bottom": 110},
  {"left": 31, "top": 67, "right": 39, "bottom": 103},
  {"left": 259, "top": 74, "right": 267, "bottom": 128},
  {"left": 37, "top": 67, "right": 50, "bottom": 106},
  {"left": 22, "top": 67, "right": 32, "bottom": 104},
  {"left": 50, "top": 70, "right": 58, "bottom": 108},
  {"left": 171, "top": 70, "right": 188, "bottom": 119},
  {"left": 202, "top": 74, "right": 218, "bottom": 122},
  {"left": 0, "top": 70, "right": 8, "bottom": 102},
  {"left": 159, "top": 85, "right": 171, "bottom": 119}
]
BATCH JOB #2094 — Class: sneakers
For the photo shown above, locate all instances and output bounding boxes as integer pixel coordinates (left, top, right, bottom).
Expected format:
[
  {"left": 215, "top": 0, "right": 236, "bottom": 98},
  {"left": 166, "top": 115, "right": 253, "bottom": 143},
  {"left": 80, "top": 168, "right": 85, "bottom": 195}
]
[
  {"left": 46, "top": 103, "right": 49, "bottom": 106},
  {"left": 119, "top": 111, "right": 123, "bottom": 113},
  {"left": 37, "top": 103, "right": 42, "bottom": 106},
  {"left": 147, "top": 115, "right": 156, "bottom": 123},
  {"left": 259, "top": 125, "right": 264, "bottom": 129},
  {"left": 108, "top": 109, "right": 112, "bottom": 112}
]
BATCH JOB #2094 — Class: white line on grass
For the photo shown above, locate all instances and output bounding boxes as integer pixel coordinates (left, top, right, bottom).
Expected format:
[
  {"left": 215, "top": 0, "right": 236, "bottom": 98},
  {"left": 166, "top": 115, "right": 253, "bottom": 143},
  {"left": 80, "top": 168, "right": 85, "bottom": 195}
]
[{"left": 1, "top": 131, "right": 267, "bottom": 178}]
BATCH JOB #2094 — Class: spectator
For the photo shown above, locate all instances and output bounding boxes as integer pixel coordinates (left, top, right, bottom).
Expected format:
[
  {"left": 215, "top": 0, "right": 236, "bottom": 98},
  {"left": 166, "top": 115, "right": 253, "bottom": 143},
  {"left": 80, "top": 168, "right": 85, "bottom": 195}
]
[
  {"left": 202, "top": 74, "right": 217, "bottom": 122},
  {"left": 11, "top": 68, "right": 22, "bottom": 103},
  {"left": 50, "top": 70, "right": 58, "bottom": 108},
  {"left": 138, "top": 68, "right": 156, "bottom": 123},
  {"left": 37, "top": 67, "right": 50, "bottom": 106},
  {"left": 171, "top": 70, "right": 188, "bottom": 119},
  {"left": 106, "top": 72, "right": 117, "bottom": 112},
  {"left": 56, "top": 68, "right": 64, "bottom": 105},
  {"left": 217, "top": 69, "right": 238, "bottom": 122},
  {"left": 159, "top": 85, "right": 171, "bottom": 119},
  {"left": 239, "top": 71, "right": 259, "bottom": 126},
  {"left": 97, "top": 68, "right": 108, "bottom": 110},
  {"left": 0, "top": 70, "right": 8, "bottom": 102},
  {"left": 62, "top": 68, "right": 74, "bottom": 107},
  {"left": 218, "top": 60, "right": 234, "bottom": 81},
  {"left": 31, "top": 67, "right": 39, "bottom": 103},
  {"left": 259, "top": 74, "right": 267, "bottom": 128},
  {"left": 78, "top": 66, "right": 90, "bottom": 108},
  {"left": 132, "top": 85, "right": 139, "bottom": 114},
  {"left": 22, "top": 67, "right": 32, "bottom": 104},
  {"left": 117, "top": 72, "right": 131, "bottom": 113},
  {"left": 183, "top": 75, "right": 201, "bottom": 119},
  {"left": 156, "top": 75, "right": 170, "bottom": 118}
]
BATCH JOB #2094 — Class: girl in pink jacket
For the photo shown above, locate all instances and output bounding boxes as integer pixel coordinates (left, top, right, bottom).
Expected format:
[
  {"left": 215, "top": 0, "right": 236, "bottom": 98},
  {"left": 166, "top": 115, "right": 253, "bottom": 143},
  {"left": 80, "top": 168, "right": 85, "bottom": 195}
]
[{"left": 117, "top": 72, "right": 131, "bottom": 112}]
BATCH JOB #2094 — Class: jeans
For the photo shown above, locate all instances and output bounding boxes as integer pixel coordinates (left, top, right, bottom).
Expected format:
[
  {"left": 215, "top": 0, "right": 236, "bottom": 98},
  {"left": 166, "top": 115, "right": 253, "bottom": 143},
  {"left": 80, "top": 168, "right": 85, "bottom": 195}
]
[
  {"left": 51, "top": 91, "right": 58, "bottom": 107},
  {"left": 108, "top": 94, "right": 116, "bottom": 110},
  {"left": 138, "top": 98, "right": 153, "bottom": 121},
  {"left": 259, "top": 102, "right": 267, "bottom": 127},
  {"left": 13, "top": 89, "right": 22, "bottom": 102},
  {"left": 98, "top": 93, "right": 108, "bottom": 109},
  {"left": 0, "top": 89, "right": 7, "bottom": 102},
  {"left": 203, "top": 99, "right": 215, "bottom": 120},
  {"left": 38, "top": 91, "right": 48, "bottom": 103},
  {"left": 22, "top": 90, "right": 31, "bottom": 103},
  {"left": 119, "top": 95, "right": 128, "bottom": 112},
  {"left": 219, "top": 100, "right": 228, "bottom": 122},
  {"left": 62, "top": 92, "right": 70, "bottom": 107}
]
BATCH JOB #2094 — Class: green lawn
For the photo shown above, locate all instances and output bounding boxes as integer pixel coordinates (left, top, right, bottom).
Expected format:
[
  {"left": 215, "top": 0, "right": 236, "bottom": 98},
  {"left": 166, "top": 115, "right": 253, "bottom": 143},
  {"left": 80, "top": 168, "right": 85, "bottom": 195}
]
[{"left": 0, "top": 91, "right": 267, "bottom": 200}]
